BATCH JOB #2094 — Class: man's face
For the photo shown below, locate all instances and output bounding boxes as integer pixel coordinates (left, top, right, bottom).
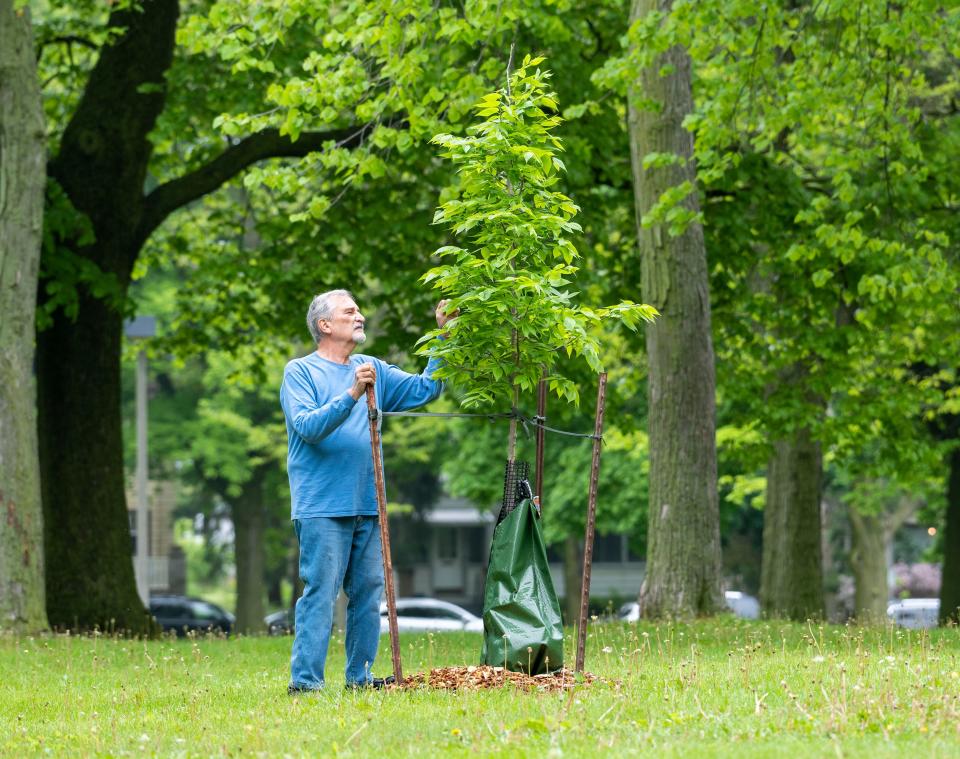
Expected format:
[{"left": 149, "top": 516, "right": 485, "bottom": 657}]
[{"left": 320, "top": 295, "right": 366, "bottom": 346}]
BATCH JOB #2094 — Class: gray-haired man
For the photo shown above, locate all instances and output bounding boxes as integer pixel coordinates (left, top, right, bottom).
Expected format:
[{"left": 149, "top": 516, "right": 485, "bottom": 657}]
[{"left": 280, "top": 290, "right": 453, "bottom": 692}]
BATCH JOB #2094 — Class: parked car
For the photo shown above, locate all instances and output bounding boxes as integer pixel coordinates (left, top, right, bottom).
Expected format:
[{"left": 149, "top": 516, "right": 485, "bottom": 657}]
[
  {"left": 723, "top": 590, "right": 760, "bottom": 619},
  {"left": 887, "top": 598, "right": 940, "bottom": 629},
  {"left": 617, "top": 590, "right": 761, "bottom": 622},
  {"left": 265, "top": 607, "right": 295, "bottom": 636},
  {"left": 380, "top": 598, "right": 484, "bottom": 634},
  {"left": 264, "top": 598, "right": 484, "bottom": 635},
  {"left": 149, "top": 595, "right": 234, "bottom": 636}
]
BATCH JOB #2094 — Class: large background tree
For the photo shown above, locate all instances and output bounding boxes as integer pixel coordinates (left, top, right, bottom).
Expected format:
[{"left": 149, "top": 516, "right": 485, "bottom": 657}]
[
  {"left": 627, "top": 0, "right": 724, "bottom": 617},
  {"left": 0, "top": 0, "right": 48, "bottom": 633},
  {"left": 695, "top": 1, "right": 959, "bottom": 621},
  {"left": 607, "top": 0, "right": 960, "bottom": 621}
]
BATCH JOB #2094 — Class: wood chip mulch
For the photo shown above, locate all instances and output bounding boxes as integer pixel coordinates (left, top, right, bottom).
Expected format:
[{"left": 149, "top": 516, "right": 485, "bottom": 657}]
[{"left": 389, "top": 665, "right": 597, "bottom": 692}]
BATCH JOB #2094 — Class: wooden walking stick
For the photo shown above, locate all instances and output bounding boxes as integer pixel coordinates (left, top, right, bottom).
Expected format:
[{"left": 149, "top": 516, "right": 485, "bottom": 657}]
[
  {"left": 575, "top": 372, "right": 607, "bottom": 673},
  {"left": 366, "top": 385, "right": 403, "bottom": 683}
]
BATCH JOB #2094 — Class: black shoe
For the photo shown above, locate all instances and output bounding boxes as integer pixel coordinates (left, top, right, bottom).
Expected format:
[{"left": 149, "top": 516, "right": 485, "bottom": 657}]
[
  {"left": 345, "top": 676, "right": 396, "bottom": 691},
  {"left": 288, "top": 683, "right": 323, "bottom": 696}
]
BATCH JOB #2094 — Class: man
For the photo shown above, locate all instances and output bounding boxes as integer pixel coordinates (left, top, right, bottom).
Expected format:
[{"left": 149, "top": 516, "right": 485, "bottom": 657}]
[{"left": 280, "top": 289, "right": 453, "bottom": 692}]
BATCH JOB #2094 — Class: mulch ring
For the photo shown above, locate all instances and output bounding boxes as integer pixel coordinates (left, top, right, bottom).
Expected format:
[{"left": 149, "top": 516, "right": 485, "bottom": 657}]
[{"left": 389, "top": 665, "right": 599, "bottom": 692}]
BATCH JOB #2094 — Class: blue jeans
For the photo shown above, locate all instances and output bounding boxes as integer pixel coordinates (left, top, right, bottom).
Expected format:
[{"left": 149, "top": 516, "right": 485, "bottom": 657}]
[{"left": 290, "top": 516, "right": 384, "bottom": 689}]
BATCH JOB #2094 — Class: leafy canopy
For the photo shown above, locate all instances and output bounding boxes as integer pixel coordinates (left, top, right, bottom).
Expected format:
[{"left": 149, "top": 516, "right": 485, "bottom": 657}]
[
  {"left": 419, "top": 57, "right": 657, "bottom": 408},
  {"left": 597, "top": 1, "right": 960, "bottom": 496}
]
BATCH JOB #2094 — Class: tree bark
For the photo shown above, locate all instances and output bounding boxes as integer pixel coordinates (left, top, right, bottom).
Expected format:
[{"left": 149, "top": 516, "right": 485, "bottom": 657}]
[
  {"left": 848, "top": 495, "right": 919, "bottom": 622},
  {"left": 266, "top": 574, "right": 283, "bottom": 609},
  {"left": 38, "top": 294, "right": 153, "bottom": 631},
  {"left": 940, "top": 446, "right": 960, "bottom": 625},
  {"left": 232, "top": 471, "right": 267, "bottom": 634},
  {"left": 629, "top": 0, "right": 723, "bottom": 618},
  {"left": 848, "top": 510, "right": 887, "bottom": 622},
  {"left": 0, "top": 0, "right": 48, "bottom": 633},
  {"left": 760, "top": 429, "right": 825, "bottom": 619}
]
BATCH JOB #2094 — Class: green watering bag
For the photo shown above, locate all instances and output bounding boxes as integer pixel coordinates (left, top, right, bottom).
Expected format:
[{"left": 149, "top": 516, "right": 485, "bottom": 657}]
[{"left": 480, "top": 497, "right": 564, "bottom": 674}]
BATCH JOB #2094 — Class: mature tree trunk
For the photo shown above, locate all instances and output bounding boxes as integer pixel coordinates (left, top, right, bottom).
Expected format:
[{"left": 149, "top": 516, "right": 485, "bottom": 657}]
[
  {"left": 848, "top": 511, "right": 887, "bottom": 622},
  {"left": 760, "top": 429, "right": 825, "bottom": 619},
  {"left": 628, "top": 0, "right": 723, "bottom": 618},
  {"left": 36, "top": 0, "right": 369, "bottom": 631},
  {"left": 941, "top": 447, "right": 960, "bottom": 625},
  {"left": 563, "top": 535, "right": 581, "bottom": 624},
  {"left": 929, "top": 399, "right": 959, "bottom": 626},
  {"left": 232, "top": 471, "right": 267, "bottom": 634},
  {"left": 0, "top": 0, "right": 48, "bottom": 633},
  {"left": 266, "top": 570, "right": 284, "bottom": 609},
  {"left": 38, "top": 297, "right": 152, "bottom": 631},
  {"left": 38, "top": 0, "right": 179, "bottom": 633},
  {"left": 849, "top": 495, "right": 919, "bottom": 622}
]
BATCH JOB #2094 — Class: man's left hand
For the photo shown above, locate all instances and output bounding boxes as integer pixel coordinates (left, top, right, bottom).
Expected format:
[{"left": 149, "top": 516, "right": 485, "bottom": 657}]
[{"left": 435, "top": 299, "right": 459, "bottom": 329}]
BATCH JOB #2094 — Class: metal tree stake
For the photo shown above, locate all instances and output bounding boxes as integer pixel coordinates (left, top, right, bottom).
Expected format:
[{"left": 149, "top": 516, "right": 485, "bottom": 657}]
[
  {"left": 575, "top": 372, "right": 607, "bottom": 673},
  {"left": 535, "top": 378, "right": 547, "bottom": 506}
]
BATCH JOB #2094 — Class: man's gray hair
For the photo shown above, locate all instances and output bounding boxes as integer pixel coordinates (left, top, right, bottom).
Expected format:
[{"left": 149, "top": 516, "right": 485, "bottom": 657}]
[{"left": 306, "top": 289, "right": 354, "bottom": 343}]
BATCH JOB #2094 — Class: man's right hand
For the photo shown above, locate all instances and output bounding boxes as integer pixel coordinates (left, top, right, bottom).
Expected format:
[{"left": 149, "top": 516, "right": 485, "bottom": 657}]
[{"left": 349, "top": 363, "right": 377, "bottom": 400}]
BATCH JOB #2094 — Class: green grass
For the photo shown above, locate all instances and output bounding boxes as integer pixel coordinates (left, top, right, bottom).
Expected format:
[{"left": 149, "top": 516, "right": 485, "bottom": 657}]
[{"left": 2, "top": 619, "right": 959, "bottom": 757}]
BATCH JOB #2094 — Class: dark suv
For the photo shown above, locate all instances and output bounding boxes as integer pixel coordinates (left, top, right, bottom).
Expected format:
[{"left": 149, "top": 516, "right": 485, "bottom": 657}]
[{"left": 149, "top": 595, "right": 234, "bottom": 636}]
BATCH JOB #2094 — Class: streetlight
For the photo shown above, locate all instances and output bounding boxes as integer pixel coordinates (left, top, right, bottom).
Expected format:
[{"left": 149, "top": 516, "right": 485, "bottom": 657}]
[{"left": 125, "top": 316, "right": 156, "bottom": 605}]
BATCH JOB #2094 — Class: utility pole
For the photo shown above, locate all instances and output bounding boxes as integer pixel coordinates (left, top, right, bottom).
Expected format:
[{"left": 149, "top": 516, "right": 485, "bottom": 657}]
[{"left": 126, "top": 316, "right": 156, "bottom": 605}]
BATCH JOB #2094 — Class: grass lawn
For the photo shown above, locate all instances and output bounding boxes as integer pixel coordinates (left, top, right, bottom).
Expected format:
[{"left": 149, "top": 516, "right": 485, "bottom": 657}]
[{"left": 2, "top": 618, "right": 959, "bottom": 757}]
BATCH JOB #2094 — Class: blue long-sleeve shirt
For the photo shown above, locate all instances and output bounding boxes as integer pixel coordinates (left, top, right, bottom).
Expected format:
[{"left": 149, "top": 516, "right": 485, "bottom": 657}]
[{"left": 280, "top": 352, "right": 443, "bottom": 519}]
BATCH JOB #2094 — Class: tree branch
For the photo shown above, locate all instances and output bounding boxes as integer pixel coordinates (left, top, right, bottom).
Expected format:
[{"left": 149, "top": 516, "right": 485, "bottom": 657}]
[
  {"left": 848, "top": 505, "right": 865, "bottom": 536},
  {"left": 886, "top": 495, "right": 921, "bottom": 537},
  {"left": 49, "top": 0, "right": 179, "bottom": 238},
  {"left": 36, "top": 35, "right": 99, "bottom": 60},
  {"left": 138, "top": 123, "right": 378, "bottom": 242}
]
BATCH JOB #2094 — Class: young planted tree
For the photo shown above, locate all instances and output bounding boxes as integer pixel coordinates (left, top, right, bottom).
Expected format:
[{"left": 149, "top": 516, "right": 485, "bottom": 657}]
[
  {"left": 420, "top": 57, "right": 656, "bottom": 482},
  {"left": 438, "top": 367, "right": 652, "bottom": 623},
  {"left": 0, "top": 0, "right": 48, "bottom": 633}
]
